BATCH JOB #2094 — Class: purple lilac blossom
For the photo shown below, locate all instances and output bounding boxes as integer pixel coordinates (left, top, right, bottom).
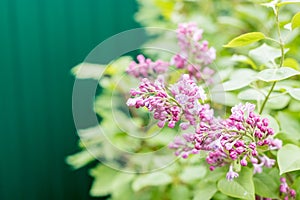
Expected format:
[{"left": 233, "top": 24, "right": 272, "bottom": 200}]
[
  {"left": 126, "top": 76, "right": 181, "bottom": 128},
  {"left": 280, "top": 177, "right": 296, "bottom": 199},
  {"left": 126, "top": 54, "right": 169, "bottom": 79},
  {"left": 170, "top": 74, "right": 206, "bottom": 128},
  {"left": 171, "top": 22, "right": 216, "bottom": 82},
  {"left": 127, "top": 74, "right": 206, "bottom": 129},
  {"left": 170, "top": 102, "right": 281, "bottom": 181}
]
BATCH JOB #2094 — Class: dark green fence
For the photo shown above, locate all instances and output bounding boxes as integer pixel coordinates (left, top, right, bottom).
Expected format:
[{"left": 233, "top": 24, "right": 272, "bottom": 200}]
[{"left": 0, "top": 0, "right": 139, "bottom": 199}]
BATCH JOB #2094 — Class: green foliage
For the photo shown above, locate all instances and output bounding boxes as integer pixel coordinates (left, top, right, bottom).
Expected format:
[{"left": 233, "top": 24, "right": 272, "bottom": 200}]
[
  {"left": 67, "top": 0, "right": 300, "bottom": 200},
  {"left": 289, "top": 88, "right": 300, "bottom": 100},
  {"left": 253, "top": 168, "right": 280, "bottom": 199},
  {"left": 217, "top": 168, "right": 255, "bottom": 200},
  {"left": 248, "top": 43, "right": 284, "bottom": 68},
  {"left": 169, "top": 185, "right": 191, "bottom": 200},
  {"left": 132, "top": 172, "right": 172, "bottom": 191},
  {"left": 278, "top": 144, "right": 300, "bottom": 175},
  {"left": 193, "top": 182, "right": 217, "bottom": 200}
]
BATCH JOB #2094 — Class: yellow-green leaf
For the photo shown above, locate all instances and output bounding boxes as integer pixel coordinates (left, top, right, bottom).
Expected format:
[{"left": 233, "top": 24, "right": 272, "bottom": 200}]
[
  {"left": 277, "top": 0, "right": 300, "bottom": 7},
  {"left": 292, "top": 12, "right": 300, "bottom": 30},
  {"left": 224, "top": 32, "right": 265, "bottom": 48}
]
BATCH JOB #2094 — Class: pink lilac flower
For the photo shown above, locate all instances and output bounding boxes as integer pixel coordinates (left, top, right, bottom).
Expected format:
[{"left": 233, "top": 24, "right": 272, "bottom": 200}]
[
  {"left": 127, "top": 74, "right": 206, "bottom": 129},
  {"left": 170, "top": 74, "right": 206, "bottom": 128},
  {"left": 126, "top": 76, "right": 181, "bottom": 128},
  {"left": 226, "top": 165, "right": 239, "bottom": 181},
  {"left": 190, "top": 103, "right": 281, "bottom": 180},
  {"left": 171, "top": 22, "right": 216, "bottom": 82},
  {"left": 169, "top": 103, "right": 219, "bottom": 159},
  {"left": 126, "top": 54, "right": 169, "bottom": 78},
  {"left": 168, "top": 133, "right": 199, "bottom": 158},
  {"left": 280, "top": 177, "right": 296, "bottom": 199}
]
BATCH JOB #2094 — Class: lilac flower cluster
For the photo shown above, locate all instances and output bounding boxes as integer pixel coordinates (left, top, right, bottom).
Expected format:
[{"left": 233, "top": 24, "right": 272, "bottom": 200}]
[
  {"left": 126, "top": 54, "right": 169, "bottom": 78},
  {"left": 169, "top": 102, "right": 281, "bottom": 181},
  {"left": 171, "top": 22, "right": 216, "bottom": 81},
  {"left": 126, "top": 76, "right": 181, "bottom": 128},
  {"left": 168, "top": 104, "right": 216, "bottom": 158},
  {"left": 127, "top": 74, "right": 206, "bottom": 129},
  {"left": 280, "top": 177, "right": 296, "bottom": 200}
]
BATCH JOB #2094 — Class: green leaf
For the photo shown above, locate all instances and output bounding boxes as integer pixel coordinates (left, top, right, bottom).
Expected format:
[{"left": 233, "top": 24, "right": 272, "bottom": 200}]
[
  {"left": 224, "top": 32, "right": 265, "bottom": 48},
  {"left": 132, "top": 171, "right": 172, "bottom": 191},
  {"left": 248, "top": 43, "right": 285, "bottom": 67},
  {"left": 266, "top": 94, "right": 290, "bottom": 110},
  {"left": 292, "top": 12, "right": 300, "bottom": 30},
  {"left": 277, "top": 111, "right": 300, "bottom": 141},
  {"left": 66, "top": 151, "right": 95, "bottom": 169},
  {"left": 253, "top": 169, "right": 280, "bottom": 199},
  {"left": 193, "top": 182, "right": 217, "bottom": 200},
  {"left": 231, "top": 54, "right": 257, "bottom": 69},
  {"left": 222, "top": 69, "right": 257, "bottom": 91},
  {"left": 283, "top": 58, "right": 300, "bottom": 70},
  {"left": 89, "top": 165, "right": 120, "bottom": 196},
  {"left": 278, "top": 144, "right": 300, "bottom": 175},
  {"left": 289, "top": 99, "right": 300, "bottom": 112},
  {"left": 212, "top": 192, "right": 232, "bottom": 200},
  {"left": 256, "top": 67, "right": 300, "bottom": 82},
  {"left": 179, "top": 166, "right": 207, "bottom": 183},
  {"left": 277, "top": 1, "right": 300, "bottom": 7},
  {"left": 289, "top": 88, "right": 300, "bottom": 100},
  {"left": 169, "top": 185, "right": 190, "bottom": 200},
  {"left": 217, "top": 167, "right": 255, "bottom": 200},
  {"left": 203, "top": 167, "right": 227, "bottom": 183},
  {"left": 211, "top": 91, "right": 239, "bottom": 107},
  {"left": 111, "top": 173, "right": 135, "bottom": 199},
  {"left": 238, "top": 89, "right": 265, "bottom": 101}
]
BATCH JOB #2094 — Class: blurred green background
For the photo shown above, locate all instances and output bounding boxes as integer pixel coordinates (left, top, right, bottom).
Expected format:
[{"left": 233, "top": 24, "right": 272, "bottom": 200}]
[{"left": 0, "top": 0, "right": 139, "bottom": 199}]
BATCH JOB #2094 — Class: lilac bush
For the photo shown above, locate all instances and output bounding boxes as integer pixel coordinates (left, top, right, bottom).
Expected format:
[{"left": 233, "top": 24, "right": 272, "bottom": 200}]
[
  {"left": 127, "top": 23, "right": 282, "bottom": 182},
  {"left": 68, "top": 1, "right": 300, "bottom": 199}
]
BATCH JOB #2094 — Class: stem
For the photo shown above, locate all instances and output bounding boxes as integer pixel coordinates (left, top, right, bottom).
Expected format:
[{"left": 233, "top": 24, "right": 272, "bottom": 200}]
[
  {"left": 259, "top": 82, "right": 276, "bottom": 114},
  {"left": 259, "top": 6, "right": 285, "bottom": 114}
]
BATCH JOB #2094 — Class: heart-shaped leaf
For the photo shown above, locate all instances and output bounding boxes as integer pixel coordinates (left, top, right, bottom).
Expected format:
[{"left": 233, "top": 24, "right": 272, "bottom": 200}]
[
  {"left": 278, "top": 144, "right": 300, "bottom": 175},
  {"left": 217, "top": 167, "right": 255, "bottom": 200}
]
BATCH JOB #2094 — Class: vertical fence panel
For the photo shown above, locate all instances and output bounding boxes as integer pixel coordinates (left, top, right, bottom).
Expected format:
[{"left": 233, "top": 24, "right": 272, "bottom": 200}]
[{"left": 0, "top": 0, "right": 139, "bottom": 199}]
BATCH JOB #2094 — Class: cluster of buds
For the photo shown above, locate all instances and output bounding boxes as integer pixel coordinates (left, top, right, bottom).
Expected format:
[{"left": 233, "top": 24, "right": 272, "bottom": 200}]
[
  {"left": 126, "top": 76, "right": 181, "bottom": 128},
  {"left": 171, "top": 22, "right": 216, "bottom": 82},
  {"left": 168, "top": 102, "right": 282, "bottom": 181},
  {"left": 126, "top": 54, "right": 169, "bottom": 79},
  {"left": 127, "top": 74, "right": 206, "bottom": 129},
  {"left": 280, "top": 177, "right": 296, "bottom": 200},
  {"left": 198, "top": 103, "right": 281, "bottom": 180}
]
